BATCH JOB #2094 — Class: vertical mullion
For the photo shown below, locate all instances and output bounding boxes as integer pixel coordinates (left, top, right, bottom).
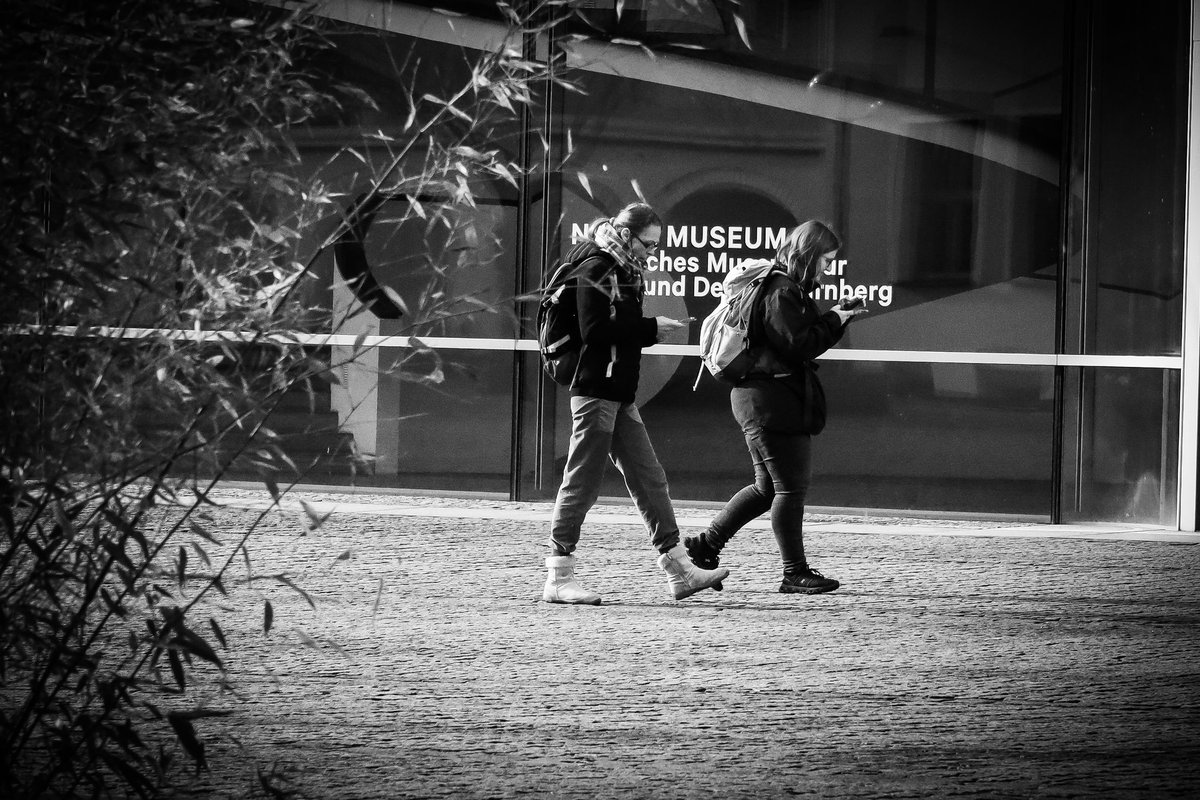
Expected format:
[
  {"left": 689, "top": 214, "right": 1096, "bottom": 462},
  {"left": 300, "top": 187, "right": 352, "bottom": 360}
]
[
  {"left": 1177, "top": 0, "right": 1200, "bottom": 531},
  {"left": 1054, "top": 0, "right": 1092, "bottom": 522},
  {"left": 508, "top": 3, "right": 537, "bottom": 500},
  {"left": 531, "top": 13, "right": 565, "bottom": 498}
]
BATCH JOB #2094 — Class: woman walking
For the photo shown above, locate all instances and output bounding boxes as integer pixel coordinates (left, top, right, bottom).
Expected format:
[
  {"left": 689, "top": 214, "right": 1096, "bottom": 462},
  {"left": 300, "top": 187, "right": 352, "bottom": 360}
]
[
  {"left": 685, "top": 220, "right": 866, "bottom": 594},
  {"left": 542, "top": 202, "right": 729, "bottom": 605}
]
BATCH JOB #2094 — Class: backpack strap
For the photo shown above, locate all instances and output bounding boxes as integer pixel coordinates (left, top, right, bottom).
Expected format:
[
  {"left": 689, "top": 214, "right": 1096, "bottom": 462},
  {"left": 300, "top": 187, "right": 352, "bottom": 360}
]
[
  {"left": 744, "top": 267, "right": 787, "bottom": 350},
  {"left": 541, "top": 253, "right": 614, "bottom": 310},
  {"left": 575, "top": 254, "right": 617, "bottom": 297}
]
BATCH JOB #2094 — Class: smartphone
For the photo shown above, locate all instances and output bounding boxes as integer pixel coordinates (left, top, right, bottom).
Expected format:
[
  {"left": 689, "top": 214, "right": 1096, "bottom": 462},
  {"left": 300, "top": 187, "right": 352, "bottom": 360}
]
[{"left": 842, "top": 297, "right": 864, "bottom": 310}]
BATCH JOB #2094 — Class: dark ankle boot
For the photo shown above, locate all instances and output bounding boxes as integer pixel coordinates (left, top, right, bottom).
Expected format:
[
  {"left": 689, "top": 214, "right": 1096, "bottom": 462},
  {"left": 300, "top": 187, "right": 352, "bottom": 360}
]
[{"left": 683, "top": 533, "right": 723, "bottom": 590}]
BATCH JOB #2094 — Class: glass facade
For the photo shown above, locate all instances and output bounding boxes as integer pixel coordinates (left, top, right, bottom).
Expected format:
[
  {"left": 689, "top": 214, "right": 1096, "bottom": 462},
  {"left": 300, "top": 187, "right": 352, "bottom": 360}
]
[
  {"left": 1057, "top": 0, "right": 1190, "bottom": 524},
  {"left": 279, "top": 0, "right": 1190, "bottom": 526}
]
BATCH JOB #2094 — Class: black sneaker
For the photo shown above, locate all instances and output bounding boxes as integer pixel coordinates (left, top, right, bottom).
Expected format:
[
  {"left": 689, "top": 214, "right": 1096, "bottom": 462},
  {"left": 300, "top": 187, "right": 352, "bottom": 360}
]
[
  {"left": 683, "top": 534, "right": 723, "bottom": 591},
  {"left": 779, "top": 568, "right": 839, "bottom": 595}
]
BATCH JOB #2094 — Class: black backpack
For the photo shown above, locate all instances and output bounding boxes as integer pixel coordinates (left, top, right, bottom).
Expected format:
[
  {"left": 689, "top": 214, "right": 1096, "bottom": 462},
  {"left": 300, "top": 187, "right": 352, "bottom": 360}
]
[{"left": 536, "top": 253, "right": 612, "bottom": 386}]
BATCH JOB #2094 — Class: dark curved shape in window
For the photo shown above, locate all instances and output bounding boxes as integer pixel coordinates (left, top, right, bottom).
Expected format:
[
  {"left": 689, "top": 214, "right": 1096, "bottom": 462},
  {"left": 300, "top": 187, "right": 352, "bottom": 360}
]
[
  {"left": 332, "top": 192, "right": 521, "bottom": 320},
  {"left": 333, "top": 192, "right": 404, "bottom": 319}
]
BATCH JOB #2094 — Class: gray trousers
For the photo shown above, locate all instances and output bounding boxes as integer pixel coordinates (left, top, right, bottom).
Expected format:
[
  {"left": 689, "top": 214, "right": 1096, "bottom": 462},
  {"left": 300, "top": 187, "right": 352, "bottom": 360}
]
[{"left": 549, "top": 395, "right": 680, "bottom": 556}]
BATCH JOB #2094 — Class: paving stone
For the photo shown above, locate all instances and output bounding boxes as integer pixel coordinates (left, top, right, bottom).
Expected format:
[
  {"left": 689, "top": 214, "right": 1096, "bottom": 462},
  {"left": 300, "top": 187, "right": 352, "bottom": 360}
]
[{"left": 158, "top": 492, "right": 1200, "bottom": 799}]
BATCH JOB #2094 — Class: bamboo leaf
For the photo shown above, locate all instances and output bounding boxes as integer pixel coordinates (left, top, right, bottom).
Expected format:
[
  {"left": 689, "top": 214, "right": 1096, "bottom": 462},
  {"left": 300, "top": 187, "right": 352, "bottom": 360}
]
[
  {"left": 101, "top": 538, "right": 133, "bottom": 569},
  {"left": 452, "top": 145, "right": 486, "bottom": 160},
  {"left": 104, "top": 507, "right": 150, "bottom": 559},
  {"left": 403, "top": 95, "right": 417, "bottom": 131},
  {"left": 372, "top": 577, "right": 384, "bottom": 621},
  {"left": 300, "top": 499, "right": 333, "bottom": 531},
  {"left": 263, "top": 599, "right": 274, "bottom": 634},
  {"left": 190, "top": 541, "right": 211, "bottom": 569},
  {"left": 101, "top": 588, "right": 127, "bottom": 617},
  {"left": 733, "top": 13, "right": 752, "bottom": 50},
  {"left": 100, "top": 752, "right": 154, "bottom": 794},
  {"left": 630, "top": 178, "right": 646, "bottom": 203},
  {"left": 488, "top": 83, "right": 514, "bottom": 112},
  {"left": 296, "top": 629, "right": 320, "bottom": 649},
  {"left": 381, "top": 285, "right": 409, "bottom": 316},
  {"left": 172, "top": 627, "right": 223, "bottom": 668},
  {"left": 240, "top": 544, "right": 253, "bottom": 585},
  {"left": 443, "top": 103, "right": 472, "bottom": 123},
  {"left": 273, "top": 574, "right": 316, "bottom": 609},
  {"left": 488, "top": 161, "right": 519, "bottom": 187},
  {"left": 352, "top": 330, "right": 369, "bottom": 355},
  {"left": 209, "top": 618, "right": 227, "bottom": 649},
  {"left": 189, "top": 520, "right": 222, "bottom": 546},
  {"left": 276, "top": 448, "right": 298, "bottom": 474},
  {"left": 167, "top": 649, "right": 186, "bottom": 693},
  {"left": 177, "top": 546, "right": 188, "bottom": 588},
  {"left": 168, "top": 713, "right": 207, "bottom": 769}
]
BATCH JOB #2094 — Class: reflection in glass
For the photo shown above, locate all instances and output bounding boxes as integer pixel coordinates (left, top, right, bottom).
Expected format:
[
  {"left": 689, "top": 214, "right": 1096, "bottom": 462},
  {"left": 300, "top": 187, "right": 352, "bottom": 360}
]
[
  {"left": 580, "top": 357, "right": 1055, "bottom": 517},
  {"left": 289, "top": 27, "right": 527, "bottom": 492},
  {"left": 561, "top": 0, "right": 1064, "bottom": 353},
  {"left": 298, "top": 28, "right": 524, "bottom": 341},
  {"left": 275, "top": 0, "right": 1188, "bottom": 527},
  {"left": 1060, "top": 368, "right": 1179, "bottom": 526},
  {"left": 327, "top": 347, "right": 515, "bottom": 493},
  {"left": 553, "top": 0, "right": 1066, "bottom": 515},
  {"left": 1072, "top": 0, "right": 1188, "bottom": 356}
]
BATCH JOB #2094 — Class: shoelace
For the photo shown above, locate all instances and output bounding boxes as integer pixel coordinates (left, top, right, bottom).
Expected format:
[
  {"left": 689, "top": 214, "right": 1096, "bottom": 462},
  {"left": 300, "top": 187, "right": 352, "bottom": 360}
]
[{"left": 786, "top": 567, "right": 829, "bottom": 582}]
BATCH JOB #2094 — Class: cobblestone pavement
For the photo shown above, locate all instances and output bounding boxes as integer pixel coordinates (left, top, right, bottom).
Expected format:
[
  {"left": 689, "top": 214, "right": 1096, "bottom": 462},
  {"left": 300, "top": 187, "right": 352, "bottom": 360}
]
[{"left": 166, "top": 490, "right": 1200, "bottom": 799}]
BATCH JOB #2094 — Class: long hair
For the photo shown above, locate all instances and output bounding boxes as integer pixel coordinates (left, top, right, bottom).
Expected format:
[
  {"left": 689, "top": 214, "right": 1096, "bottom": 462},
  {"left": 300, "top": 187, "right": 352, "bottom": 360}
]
[{"left": 775, "top": 220, "right": 840, "bottom": 289}]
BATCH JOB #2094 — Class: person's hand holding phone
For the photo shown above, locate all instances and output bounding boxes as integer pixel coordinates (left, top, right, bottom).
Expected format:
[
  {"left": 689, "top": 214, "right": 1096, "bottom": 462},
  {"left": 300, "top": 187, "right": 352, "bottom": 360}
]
[
  {"left": 833, "top": 297, "right": 869, "bottom": 324},
  {"left": 655, "top": 316, "right": 688, "bottom": 336},
  {"left": 655, "top": 316, "right": 687, "bottom": 333}
]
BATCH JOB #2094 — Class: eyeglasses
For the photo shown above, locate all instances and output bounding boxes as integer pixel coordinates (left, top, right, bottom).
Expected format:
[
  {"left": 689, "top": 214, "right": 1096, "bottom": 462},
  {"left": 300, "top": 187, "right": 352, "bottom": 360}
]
[{"left": 634, "top": 234, "right": 659, "bottom": 252}]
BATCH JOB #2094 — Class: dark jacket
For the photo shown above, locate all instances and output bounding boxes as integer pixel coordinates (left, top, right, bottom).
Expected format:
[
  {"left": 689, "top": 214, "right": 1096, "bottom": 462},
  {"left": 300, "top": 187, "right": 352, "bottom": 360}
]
[
  {"left": 568, "top": 242, "right": 659, "bottom": 402},
  {"left": 731, "top": 270, "right": 845, "bottom": 434}
]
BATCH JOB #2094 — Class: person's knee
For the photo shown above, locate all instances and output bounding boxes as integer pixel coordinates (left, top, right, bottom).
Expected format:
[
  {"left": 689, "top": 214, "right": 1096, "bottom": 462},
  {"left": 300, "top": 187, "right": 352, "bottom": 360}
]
[{"left": 773, "top": 486, "right": 808, "bottom": 503}]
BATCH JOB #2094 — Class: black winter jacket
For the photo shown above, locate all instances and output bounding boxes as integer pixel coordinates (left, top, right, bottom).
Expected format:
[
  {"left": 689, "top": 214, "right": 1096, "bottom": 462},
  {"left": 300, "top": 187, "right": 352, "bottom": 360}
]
[
  {"left": 566, "top": 242, "right": 659, "bottom": 403},
  {"left": 731, "top": 270, "right": 845, "bottom": 434}
]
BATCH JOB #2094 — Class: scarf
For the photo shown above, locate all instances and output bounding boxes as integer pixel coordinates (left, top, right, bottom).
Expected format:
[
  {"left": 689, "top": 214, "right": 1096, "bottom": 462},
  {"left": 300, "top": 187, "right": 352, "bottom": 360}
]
[
  {"left": 591, "top": 219, "right": 646, "bottom": 377},
  {"left": 592, "top": 219, "right": 646, "bottom": 278}
]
